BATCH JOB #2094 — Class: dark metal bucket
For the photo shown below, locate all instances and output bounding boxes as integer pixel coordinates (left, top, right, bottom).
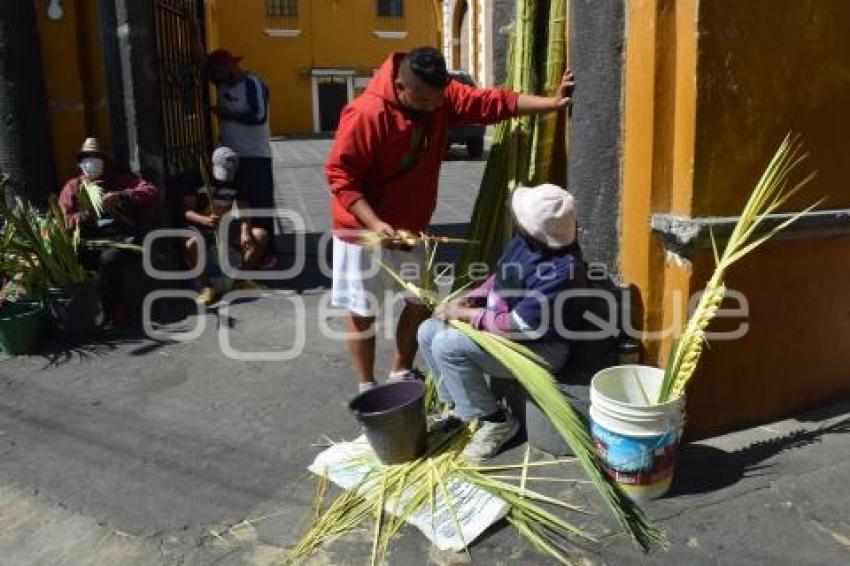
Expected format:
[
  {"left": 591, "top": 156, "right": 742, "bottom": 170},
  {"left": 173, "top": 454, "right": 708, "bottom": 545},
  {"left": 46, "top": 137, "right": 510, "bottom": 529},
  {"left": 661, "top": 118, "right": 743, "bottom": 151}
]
[{"left": 349, "top": 381, "right": 427, "bottom": 465}]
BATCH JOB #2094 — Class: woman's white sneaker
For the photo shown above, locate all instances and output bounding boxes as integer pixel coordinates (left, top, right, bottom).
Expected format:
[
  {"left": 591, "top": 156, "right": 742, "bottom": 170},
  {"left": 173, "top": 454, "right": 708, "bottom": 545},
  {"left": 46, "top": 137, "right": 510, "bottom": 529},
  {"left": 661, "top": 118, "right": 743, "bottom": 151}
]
[{"left": 462, "top": 415, "right": 520, "bottom": 463}]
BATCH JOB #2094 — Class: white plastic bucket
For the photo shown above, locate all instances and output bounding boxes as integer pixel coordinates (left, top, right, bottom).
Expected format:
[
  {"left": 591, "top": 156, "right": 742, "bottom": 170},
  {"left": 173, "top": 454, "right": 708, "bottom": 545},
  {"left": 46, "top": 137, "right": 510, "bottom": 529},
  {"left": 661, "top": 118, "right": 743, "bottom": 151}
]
[{"left": 589, "top": 365, "right": 685, "bottom": 502}]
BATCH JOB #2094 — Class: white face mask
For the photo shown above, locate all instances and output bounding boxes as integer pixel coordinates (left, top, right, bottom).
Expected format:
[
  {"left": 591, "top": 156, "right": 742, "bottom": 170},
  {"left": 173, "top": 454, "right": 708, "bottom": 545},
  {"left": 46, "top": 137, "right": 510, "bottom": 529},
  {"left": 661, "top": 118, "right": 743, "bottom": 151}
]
[{"left": 80, "top": 157, "right": 104, "bottom": 180}]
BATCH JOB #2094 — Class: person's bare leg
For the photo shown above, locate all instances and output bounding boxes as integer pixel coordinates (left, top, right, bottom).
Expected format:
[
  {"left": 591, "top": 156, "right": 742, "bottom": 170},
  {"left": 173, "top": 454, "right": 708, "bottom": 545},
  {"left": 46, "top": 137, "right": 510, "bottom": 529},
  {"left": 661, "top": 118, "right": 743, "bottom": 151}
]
[
  {"left": 184, "top": 237, "right": 210, "bottom": 285},
  {"left": 242, "top": 227, "right": 269, "bottom": 270},
  {"left": 393, "top": 302, "right": 432, "bottom": 372},
  {"left": 348, "top": 312, "right": 377, "bottom": 385}
]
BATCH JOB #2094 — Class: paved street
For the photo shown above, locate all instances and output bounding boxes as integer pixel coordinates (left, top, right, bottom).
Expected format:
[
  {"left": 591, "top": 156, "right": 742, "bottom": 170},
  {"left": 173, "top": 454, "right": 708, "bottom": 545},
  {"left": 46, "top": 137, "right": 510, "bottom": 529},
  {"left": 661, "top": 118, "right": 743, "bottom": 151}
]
[{"left": 0, "top": 139, "right": 848, "bottom": 565}]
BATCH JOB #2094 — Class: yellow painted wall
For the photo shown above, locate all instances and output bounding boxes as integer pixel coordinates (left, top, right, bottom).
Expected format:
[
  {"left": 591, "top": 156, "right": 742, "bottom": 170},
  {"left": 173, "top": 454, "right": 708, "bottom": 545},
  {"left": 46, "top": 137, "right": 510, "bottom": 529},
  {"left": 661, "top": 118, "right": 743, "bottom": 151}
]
[
  {"left": 621, "top": 0, "right": 699, "bottom": 363},
  {"left": 685, "top": 236, "right": 850, "bottom": 438},
  {"left": 207, "top": 0, "right": 442, "bottom": 135},
  {"left": 36, "top": 0, "right": 111, "bottom": 184},
  {"left": 684, "top": 0, "right": 850, "bottom": 436},
  {"left": 692, "top": 0, "right": 850, "bottom": 216},
  {"left": 621, "top": 0, "right": 850, "bottom": 438}
]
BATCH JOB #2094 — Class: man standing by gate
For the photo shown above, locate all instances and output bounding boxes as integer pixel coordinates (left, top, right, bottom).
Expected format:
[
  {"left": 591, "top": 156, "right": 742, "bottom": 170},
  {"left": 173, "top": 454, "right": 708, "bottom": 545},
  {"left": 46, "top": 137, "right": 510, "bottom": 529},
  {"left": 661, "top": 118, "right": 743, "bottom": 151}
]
[
  {"left": 202, "top": 48, "right": 276, "bottom": 268},
  {"left": 327, "top": 47, "right": 574, "bottom": 393}
]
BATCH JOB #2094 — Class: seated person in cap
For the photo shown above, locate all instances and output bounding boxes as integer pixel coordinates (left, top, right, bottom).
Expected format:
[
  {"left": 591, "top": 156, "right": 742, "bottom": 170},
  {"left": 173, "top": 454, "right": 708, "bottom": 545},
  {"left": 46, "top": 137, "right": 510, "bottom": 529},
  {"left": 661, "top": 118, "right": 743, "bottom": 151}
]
[
  {"left": 417, "top": 184, "right": 588, "bottom": 463},
  {"left": 58, "top": 137, "right": 160, "bottom": 324},
  {"left": 183, "top": 146, "right": 268, "bottom": 306}
]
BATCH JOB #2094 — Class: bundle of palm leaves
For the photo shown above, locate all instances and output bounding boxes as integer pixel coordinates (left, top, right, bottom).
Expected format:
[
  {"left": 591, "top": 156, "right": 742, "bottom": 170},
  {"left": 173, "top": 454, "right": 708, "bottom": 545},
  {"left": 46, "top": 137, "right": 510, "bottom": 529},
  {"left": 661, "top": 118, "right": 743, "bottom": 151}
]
[
  {"left": 290, "top": 425, "right": 597, "bottom": 565},
  {"left": 78, "top": 178, "right": 107, "bottom": 219},
  {"left": 529, "top": 0, "right": 568, "bottom": 185},
  {"left": 456, "top": 0, "right": 567, "bottom": 278},
  {"left": 657, "top": 136, "right": 819, "bottom": 403}
]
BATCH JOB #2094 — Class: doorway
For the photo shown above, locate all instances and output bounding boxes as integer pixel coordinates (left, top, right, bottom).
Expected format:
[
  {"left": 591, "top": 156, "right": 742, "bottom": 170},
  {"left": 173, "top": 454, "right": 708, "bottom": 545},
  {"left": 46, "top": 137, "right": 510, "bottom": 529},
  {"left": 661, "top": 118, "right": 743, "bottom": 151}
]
[{"left": 311, "top": 70, "right": 354, "bottom": 133}]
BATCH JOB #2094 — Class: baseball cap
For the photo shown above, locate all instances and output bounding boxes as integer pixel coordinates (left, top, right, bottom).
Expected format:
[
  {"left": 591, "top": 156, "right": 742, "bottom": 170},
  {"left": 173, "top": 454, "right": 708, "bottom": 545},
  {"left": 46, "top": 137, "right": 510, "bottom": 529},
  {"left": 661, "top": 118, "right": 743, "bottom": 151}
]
[
  {"left": 211, "top": 146, "right": 239, "bottom": 182},
  {"left": 206, "top": 49, "right": 243, "bottom": 68}
]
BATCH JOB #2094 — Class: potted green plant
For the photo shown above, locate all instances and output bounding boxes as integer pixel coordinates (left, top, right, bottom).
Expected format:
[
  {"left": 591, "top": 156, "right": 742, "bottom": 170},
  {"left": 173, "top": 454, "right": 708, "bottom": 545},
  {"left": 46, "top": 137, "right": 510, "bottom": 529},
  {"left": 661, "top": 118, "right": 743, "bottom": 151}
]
[
  {"left": 0, "top": 179, "right": 103, "bottom": 342},
  {"left": 0, "top": 238, "right": 44, "bottom": 355}
]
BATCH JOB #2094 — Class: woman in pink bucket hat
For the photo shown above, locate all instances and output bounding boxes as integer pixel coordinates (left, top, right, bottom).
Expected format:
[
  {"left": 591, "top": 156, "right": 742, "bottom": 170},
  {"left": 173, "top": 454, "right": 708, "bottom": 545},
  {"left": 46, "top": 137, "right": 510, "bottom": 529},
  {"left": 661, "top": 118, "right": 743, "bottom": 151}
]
[{"left": 417, "top": 183, "right": 588, "bottom": 462}]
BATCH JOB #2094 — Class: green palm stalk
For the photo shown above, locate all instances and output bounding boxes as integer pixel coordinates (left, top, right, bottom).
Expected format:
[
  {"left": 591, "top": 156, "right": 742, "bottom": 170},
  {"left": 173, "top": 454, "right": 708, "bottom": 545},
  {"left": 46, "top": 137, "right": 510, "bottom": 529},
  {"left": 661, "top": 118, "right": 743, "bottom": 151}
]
[
  {"left": 456, "top": 0, "right": 562, "bottom": 281},
  {"left": 78, "top": 178, "right": 106, "bottom": 218},
  {"left": 506, "top": 0, "right": 538, "bottom": 193},
  {"left": 198, "top": 157, "right": 224, "bottom": 266},
  {"left": 450, "top": 320, "right": 666, "bottom": 551},
  {"left": 657, "top": 135, "right": 820, "bottom": 403},
  {"left": 529, "top": 0, "right": 567, "bottom": 184}
]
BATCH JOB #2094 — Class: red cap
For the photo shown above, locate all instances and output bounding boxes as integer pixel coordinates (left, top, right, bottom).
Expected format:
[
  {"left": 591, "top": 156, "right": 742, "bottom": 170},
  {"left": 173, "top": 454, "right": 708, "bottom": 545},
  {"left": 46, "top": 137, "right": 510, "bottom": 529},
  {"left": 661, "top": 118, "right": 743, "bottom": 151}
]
[{"left": 206, "top": 49, "right": 243, "bottom": 67}]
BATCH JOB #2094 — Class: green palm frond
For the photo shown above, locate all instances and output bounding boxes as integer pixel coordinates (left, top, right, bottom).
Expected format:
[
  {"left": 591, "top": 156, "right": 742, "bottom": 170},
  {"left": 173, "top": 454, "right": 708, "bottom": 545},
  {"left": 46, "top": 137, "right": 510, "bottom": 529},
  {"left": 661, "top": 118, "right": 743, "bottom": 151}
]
[
  {"left": 79, "top": 178, "right": 106, "bottom": 218},
  {"left": 456, "top": 0, "right": 564, "bottom": 283},
  {"left": 450, "top": 321, "right": 666, "bottom": 552},
  {"left": 657, "top": 135, "right": 820, "bottom": 402}
]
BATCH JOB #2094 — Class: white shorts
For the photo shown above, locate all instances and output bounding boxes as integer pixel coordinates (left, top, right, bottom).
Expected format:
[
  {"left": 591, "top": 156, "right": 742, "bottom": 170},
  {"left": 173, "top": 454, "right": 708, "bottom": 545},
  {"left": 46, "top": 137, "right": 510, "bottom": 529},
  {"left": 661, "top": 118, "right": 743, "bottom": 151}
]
[{"left": 331, "top": 236, "right": 426, "bottom": 317}]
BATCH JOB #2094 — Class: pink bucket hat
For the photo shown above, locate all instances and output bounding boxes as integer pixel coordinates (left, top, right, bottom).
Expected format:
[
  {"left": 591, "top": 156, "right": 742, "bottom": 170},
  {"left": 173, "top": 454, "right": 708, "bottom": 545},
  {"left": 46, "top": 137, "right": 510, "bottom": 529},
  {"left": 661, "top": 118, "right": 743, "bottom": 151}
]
[{"left": 511, "top": 184, "right": 577, "bottom": 248}]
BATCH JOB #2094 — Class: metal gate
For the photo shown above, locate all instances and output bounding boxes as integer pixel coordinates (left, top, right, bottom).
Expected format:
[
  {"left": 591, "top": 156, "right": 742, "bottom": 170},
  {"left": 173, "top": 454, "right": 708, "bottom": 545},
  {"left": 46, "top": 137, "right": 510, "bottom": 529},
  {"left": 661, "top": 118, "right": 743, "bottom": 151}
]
[{"left": 153, "top": 0, "right": 211, "bottom": 184}]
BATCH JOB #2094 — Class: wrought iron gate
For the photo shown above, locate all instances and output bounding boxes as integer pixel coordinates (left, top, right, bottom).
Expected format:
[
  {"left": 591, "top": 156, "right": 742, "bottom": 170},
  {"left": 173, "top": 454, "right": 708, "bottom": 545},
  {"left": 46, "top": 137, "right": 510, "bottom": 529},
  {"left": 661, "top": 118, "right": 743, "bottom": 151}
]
[{"left": 152, "top": 0, "right": 211, "bottom": 184}]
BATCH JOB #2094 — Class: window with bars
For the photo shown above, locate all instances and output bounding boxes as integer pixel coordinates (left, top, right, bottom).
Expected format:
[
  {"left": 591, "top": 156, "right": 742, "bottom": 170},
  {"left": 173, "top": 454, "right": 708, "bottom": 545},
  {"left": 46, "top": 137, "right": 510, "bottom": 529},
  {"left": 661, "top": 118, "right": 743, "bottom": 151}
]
[
  {"left": 266, "top": 0, "right": 298, "bottom": 31},
  {"left": 377, "top": 0, "right": 404, "bottom": 18},
  {"left": 266, "top": 0, "right": 298, "bottom": 18}
]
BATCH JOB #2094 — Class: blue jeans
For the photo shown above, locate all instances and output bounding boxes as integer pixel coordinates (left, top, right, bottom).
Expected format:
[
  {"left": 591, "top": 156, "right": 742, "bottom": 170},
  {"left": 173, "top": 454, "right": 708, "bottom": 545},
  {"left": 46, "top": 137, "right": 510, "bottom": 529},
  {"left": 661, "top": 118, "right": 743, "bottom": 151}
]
[{"left": 417, "top": 318, "right": 569, "bottom": 421}]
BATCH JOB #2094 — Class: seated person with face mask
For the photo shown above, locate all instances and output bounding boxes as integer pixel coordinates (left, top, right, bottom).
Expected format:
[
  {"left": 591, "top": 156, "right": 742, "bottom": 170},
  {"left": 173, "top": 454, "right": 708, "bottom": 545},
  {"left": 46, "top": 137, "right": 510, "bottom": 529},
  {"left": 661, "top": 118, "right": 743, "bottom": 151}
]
[{"left": 58, "top": 137, "right": 160, "bottom": 325}]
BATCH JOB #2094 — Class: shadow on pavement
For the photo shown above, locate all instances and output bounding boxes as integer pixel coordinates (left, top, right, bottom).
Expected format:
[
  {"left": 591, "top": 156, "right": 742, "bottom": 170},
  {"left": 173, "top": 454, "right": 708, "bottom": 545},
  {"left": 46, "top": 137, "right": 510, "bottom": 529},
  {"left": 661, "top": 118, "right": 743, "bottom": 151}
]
[
  {"left": 36, "top": 295, "right": 199, "bottom": 367},
  {"left": 668, "top": 416, "right": 850, "bottom": 497}
]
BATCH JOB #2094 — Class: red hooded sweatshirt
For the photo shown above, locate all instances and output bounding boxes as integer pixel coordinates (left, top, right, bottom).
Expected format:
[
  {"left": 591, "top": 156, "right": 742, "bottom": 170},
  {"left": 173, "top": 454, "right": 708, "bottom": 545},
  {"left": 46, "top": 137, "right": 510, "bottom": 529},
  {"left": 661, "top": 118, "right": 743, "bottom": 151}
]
[{"left": 326, "top": 53, "right": 519, "bottom": 240}]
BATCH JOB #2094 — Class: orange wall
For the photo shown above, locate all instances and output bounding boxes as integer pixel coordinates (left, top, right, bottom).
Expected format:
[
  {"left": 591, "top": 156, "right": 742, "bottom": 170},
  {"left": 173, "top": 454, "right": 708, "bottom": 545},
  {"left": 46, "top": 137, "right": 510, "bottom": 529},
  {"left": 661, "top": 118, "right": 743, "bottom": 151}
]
[
  {"left": 36, "top": 0, "right": 111, "bottom": 184},
  {"left": 685, "top": 235, "right": 850, "bottom": 438},
  {"left": 682, "top": 0, "right": 850, "bottom": 436},
  {"left": 692, "top": 0, "right": 850, "bottom": 216},
  {"left": 620, "top": 0, "right": 657, "bottom": 297},
  {"left": 621, "top": 0, "right": 699, "bottom": 361},
  {"left": 207, "top": 0, "right": 314, "bottom": 134},
  {"left": 621, "top": 0, "right": 850, "bottom": 438},
  {"left": 208, "top": 0, "right": 441, "bottom": 135}
]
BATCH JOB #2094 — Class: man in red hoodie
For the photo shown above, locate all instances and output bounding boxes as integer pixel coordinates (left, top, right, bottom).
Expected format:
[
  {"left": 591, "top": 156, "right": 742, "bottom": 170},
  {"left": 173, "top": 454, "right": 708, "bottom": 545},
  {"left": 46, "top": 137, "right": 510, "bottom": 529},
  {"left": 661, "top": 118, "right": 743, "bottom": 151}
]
[{"left": 326, "top": 47, "right": 574, "bottom": 393}]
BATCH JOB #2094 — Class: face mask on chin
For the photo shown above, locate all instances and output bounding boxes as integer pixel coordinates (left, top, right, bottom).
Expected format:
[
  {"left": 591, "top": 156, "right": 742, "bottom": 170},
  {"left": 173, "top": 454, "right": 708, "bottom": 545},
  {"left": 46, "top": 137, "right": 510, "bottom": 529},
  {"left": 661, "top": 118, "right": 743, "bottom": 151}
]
[{"left": 80, "top": 157, "right": 105, "bottom": 180}]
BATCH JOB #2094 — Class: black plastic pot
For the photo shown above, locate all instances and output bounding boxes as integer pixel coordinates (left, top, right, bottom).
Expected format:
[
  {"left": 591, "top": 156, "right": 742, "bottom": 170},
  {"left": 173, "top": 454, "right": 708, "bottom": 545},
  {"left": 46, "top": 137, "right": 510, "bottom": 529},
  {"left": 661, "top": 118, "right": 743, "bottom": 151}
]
[
  {"left": 44, "top": 278, "right": 104, "bottom": 342},
  {"left": 349, "top": 381, "right": 427, "bottom": 465}
]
